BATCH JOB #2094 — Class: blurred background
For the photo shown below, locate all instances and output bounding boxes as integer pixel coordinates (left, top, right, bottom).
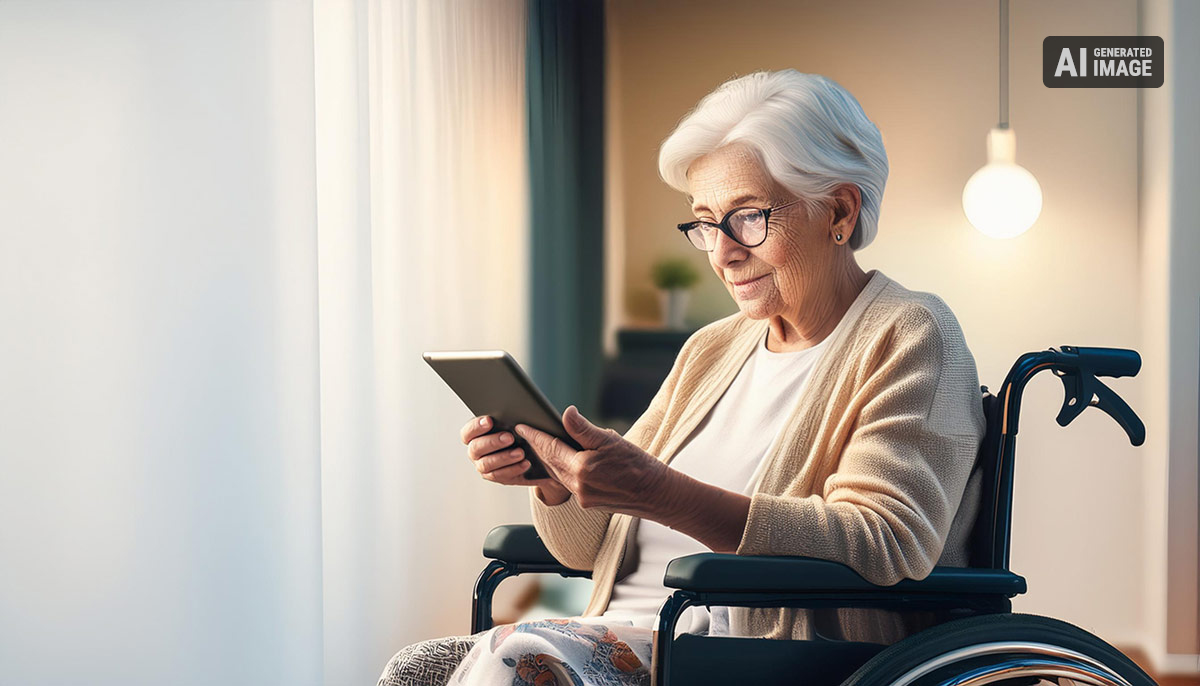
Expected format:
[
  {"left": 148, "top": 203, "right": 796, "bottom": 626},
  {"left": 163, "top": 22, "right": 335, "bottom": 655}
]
[{"left": 0, "top": 0, "right": 1196, "bottom": 684}]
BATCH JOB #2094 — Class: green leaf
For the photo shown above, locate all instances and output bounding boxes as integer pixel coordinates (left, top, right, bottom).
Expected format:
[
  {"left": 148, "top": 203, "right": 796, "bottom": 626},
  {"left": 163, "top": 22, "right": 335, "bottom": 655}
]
[{"left": 651, "top": 256, "right": 700, "bottom": 290}]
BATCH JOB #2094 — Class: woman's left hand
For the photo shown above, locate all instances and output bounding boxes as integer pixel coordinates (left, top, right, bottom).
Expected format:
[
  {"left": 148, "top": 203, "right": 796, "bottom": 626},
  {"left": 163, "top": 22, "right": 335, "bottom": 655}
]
[{"left": 515, "top": 406, "right": 670, "bottom": 516}]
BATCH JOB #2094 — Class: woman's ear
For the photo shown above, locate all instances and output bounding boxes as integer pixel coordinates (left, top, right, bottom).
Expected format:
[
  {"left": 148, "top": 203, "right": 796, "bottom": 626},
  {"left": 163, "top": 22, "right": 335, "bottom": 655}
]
[{"left": 830, "top": 184, "right": 862, "bottom": 239}]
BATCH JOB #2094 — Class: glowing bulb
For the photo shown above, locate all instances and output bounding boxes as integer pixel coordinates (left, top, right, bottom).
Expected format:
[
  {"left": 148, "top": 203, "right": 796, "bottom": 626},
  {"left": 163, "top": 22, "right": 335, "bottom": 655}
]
[{"left": 962, "top": 127, "right": 1042, "bottom": 238}]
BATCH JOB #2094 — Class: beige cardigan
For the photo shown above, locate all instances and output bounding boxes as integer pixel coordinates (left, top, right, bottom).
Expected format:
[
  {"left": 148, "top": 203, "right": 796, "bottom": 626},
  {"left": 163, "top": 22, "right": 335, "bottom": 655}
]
[{"left": 528, "top": 269, "right": 987, "bottom": 643}]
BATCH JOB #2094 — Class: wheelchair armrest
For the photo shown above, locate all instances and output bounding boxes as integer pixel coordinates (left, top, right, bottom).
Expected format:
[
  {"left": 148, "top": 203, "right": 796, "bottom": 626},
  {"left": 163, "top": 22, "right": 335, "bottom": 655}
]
[
  {"left": 474, "top": 525, "right": 590, "bottom": 634},
  {"left": 482, "top": 524, "right": 588, "bottom": 574},
  {"left": 663, "top": 553, "right": 1026, "bottom": 597}
]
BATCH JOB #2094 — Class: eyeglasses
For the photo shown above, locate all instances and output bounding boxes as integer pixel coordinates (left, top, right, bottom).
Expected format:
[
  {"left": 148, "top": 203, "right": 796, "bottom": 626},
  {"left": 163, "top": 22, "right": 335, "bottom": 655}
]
[{"left": 676, "top": 198, "right": 803, "bottom": 251}]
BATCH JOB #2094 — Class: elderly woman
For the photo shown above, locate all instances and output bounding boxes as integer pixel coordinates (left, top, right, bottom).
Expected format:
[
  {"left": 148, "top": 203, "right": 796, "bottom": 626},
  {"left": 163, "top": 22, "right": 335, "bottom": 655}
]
[{"left": 379, "top": 68, "right": 985, "bottom": 686}]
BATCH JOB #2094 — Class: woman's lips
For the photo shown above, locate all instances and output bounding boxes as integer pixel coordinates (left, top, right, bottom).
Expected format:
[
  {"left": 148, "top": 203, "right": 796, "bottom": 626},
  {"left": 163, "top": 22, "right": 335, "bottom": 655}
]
[
  {"left": 732, "top": 274, "right": 766, "bottom": 286},
  {"left": 732, "top": 273, "right": 768, "bottom": 296}
]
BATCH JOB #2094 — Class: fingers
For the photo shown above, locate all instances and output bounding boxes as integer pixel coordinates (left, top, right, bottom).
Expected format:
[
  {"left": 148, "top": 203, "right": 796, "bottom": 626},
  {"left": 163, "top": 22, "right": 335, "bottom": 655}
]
[
  {"left": 562, "top": 405, "right": 618, "bottom": 449},
  {"left": 514, "top": 424, "right": 570, "bottom": 463},
  {"left": 467, "top": 430, "right": 514, "bottom": 461},
  {"left": 461, "top": 415, "right": 493, "bottom": 445},
  {"left": 460, "top": 417, "right": 576, "bottom": 490},
  {"left": 479, "top": 454, "right": 532, "bottom": 484},
  {"left": 475, "top": 446, "right": 525, "bottom": 474}
]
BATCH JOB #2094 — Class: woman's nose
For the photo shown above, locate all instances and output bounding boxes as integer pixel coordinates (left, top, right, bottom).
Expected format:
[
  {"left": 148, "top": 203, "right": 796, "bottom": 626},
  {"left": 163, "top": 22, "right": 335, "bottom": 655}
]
[{"left": 710, "top": 228, "right": 747, "bottom": 267}]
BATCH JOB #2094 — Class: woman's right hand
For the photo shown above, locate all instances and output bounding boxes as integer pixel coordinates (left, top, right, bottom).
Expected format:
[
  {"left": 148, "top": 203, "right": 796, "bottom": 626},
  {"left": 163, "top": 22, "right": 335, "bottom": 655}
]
[{"left": 461, "top": 415, "right": 572, "bottom": 505}]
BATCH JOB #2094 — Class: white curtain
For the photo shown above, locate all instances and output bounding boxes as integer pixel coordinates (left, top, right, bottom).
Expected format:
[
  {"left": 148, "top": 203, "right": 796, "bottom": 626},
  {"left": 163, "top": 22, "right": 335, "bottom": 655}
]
[
  {"left": 0, "top": 0, "right": 530, "bottom": 684},
  {"left": 314, "top": 0, "right": 531, "bottom": 682}
]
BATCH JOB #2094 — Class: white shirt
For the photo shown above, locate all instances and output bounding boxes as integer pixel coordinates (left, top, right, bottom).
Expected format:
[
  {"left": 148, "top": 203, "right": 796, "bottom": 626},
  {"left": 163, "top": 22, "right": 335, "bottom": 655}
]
[{"left": 600, "top": 328, "right": 832, "bottom": 636}]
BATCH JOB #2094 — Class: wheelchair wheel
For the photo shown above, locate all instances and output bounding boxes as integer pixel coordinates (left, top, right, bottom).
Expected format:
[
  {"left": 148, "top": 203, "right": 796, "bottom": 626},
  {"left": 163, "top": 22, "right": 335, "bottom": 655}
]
[{"left": 839, "top": 613, "right": 1154, "bottom": 686}]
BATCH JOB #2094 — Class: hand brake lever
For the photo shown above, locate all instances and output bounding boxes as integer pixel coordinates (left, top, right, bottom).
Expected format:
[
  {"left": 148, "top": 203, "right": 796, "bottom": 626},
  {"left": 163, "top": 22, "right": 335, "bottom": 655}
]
[{"left": 1054, "top": 369, "right": 1146, "bottom": 446}]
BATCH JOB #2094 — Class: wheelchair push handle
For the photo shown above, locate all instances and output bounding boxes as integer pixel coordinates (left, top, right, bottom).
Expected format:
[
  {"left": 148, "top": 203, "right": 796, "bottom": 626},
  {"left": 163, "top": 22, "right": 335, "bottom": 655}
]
[
  {"left": 1057, "top": 345, "right": 1140, "bottom": 378},
  {"left": 1005, "top": 345, "right": 1145, "bottom": 446}
]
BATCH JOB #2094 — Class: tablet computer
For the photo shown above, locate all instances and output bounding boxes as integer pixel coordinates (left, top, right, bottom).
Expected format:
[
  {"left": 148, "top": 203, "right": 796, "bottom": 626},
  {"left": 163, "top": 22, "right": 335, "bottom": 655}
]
[{"left": 422, "top": 350, "right": 581, "bottom": 481}]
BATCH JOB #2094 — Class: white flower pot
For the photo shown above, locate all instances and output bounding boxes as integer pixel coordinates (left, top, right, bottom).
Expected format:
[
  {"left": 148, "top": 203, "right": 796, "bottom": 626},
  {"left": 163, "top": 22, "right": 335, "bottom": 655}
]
[{"left": 657, "top": 288, "right": 691, "bottom": 329}]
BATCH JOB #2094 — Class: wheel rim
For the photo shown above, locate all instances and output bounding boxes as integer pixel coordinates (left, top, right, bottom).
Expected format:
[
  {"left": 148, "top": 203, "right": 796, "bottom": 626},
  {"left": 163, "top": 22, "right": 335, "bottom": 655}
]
[
  {"left": 938, "top": 657, "right": 1129, "bottom": 686},
  {"left": 885, "top": 642, "right": 1133, "bottom": 686}
]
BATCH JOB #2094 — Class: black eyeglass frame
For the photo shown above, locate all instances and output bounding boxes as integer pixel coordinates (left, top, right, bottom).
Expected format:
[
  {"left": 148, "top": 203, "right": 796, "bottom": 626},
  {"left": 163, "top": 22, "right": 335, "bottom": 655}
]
[{"left": 675, "top": 198, "right": 804, "bottom": 251}]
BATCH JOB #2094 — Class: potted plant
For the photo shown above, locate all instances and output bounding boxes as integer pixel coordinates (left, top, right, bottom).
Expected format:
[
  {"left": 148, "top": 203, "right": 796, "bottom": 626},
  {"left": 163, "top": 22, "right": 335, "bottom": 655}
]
[{"left": 651, "top": 256, "right": 700, "bottom": 329}]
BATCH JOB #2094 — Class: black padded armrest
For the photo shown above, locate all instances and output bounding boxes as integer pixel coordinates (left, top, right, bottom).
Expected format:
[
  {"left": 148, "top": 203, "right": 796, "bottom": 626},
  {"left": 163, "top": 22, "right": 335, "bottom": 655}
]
[
  {"left": 663, "top": 553, "right": 1026, "bottom": 597},
  {"left": 482, "top": 524, "right": 585, "bottom": 571}
]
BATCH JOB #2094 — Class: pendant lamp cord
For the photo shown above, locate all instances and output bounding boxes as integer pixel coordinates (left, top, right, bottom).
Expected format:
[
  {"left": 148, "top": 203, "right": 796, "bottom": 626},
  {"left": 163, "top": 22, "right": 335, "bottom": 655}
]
[{"left": 999, "top": 0, "right": 1009, "bottom": 128}]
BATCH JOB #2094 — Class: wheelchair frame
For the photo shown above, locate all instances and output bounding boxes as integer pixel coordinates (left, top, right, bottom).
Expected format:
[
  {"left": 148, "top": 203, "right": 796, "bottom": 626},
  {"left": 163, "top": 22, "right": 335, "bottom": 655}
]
[{"left": 470, "top": 345, "right": 1150, "bottom": 686}]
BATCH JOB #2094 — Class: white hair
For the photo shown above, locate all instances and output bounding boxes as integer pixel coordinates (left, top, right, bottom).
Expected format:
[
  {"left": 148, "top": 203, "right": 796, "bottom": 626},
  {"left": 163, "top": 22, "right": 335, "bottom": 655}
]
[{"left": 658, "top": 70, "right": 889, "bottom": 251}]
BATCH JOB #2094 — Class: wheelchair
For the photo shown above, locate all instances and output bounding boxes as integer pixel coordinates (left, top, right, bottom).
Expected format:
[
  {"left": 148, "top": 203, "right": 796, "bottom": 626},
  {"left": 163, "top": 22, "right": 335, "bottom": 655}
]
[{"left": 470, "top": 345, "right": 1154, "bottom": 686}]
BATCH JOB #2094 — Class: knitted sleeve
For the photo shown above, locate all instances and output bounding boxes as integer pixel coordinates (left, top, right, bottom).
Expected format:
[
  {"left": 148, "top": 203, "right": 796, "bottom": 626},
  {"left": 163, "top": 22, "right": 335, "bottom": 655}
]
[
  {"left": 734, "top": 305, "right": 985, "bottom": 585},
  {"left": 529, "top": 331, "right": 697, "bottom": 571}
]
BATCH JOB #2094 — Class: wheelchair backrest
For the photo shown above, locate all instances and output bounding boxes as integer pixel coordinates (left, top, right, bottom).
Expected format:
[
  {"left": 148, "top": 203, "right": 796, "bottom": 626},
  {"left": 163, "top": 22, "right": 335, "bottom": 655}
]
[{"left": 967, "top": 388, "right": 1010, "bottom": 569}]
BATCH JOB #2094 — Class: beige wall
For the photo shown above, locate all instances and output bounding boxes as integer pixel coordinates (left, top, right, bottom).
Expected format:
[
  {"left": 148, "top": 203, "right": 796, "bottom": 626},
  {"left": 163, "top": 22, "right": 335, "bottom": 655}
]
[
  {"left": 1140, "top": 0, "right": 1200, "bottom": 670},
  {"left": 606, "top": 0, "right": 1154, "bottom": 651}
]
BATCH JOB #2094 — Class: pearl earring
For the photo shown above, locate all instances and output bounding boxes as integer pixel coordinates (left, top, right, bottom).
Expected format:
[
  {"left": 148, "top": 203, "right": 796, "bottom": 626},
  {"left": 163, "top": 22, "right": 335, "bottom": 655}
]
[{"left": 836, "top": 233, "right": 843, "bottom": 242}]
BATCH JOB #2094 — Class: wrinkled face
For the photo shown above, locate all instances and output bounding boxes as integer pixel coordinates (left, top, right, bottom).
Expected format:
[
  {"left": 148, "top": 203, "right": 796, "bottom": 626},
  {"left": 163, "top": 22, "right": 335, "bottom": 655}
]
[{"left": 686, "top": 143, "right": 834, "bottom": 320}]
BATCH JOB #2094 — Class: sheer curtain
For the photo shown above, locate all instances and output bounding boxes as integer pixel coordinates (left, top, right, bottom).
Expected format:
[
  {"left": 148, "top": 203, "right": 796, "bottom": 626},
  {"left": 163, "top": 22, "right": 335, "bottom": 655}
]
[
  {"left": 0, "top": 1, "right": 530, "bottom": 684},
  {"left": 313, "top": 0, "right": 531, "bottom": 682}
]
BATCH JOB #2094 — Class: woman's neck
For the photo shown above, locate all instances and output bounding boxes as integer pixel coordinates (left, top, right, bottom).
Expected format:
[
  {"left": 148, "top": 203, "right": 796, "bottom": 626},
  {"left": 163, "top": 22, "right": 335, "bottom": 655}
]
[{"left": 766, "top": 263, "right": 871, "bottom": 353}]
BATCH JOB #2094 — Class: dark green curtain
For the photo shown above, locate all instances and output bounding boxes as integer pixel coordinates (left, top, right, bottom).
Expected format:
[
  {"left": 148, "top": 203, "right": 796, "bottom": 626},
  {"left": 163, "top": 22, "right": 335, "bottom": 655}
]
[{"left": 526, "top": 0, "right": 605, "bottom": 418}]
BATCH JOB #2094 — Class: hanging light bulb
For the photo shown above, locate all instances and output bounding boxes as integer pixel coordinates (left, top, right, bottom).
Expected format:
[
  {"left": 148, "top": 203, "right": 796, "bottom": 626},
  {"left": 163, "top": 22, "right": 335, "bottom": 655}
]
[
  {"left": 963, "top": 0, "right": 1042, "bottom": 238},
  {"left": 963, "top": 127, "right": 1042, "bottom": 238}
]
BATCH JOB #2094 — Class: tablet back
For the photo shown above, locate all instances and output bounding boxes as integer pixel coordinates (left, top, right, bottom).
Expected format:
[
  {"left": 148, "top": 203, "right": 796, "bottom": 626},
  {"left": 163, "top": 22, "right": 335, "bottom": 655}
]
[{"left": 423, "top": 350, "right": 581, "bottom": 480}]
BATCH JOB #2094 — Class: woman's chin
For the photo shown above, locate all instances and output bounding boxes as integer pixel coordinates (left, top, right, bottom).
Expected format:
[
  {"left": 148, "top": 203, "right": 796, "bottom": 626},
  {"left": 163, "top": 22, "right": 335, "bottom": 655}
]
[{"left": 733, "top": 297, "right": 771, "bottom": 319}]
